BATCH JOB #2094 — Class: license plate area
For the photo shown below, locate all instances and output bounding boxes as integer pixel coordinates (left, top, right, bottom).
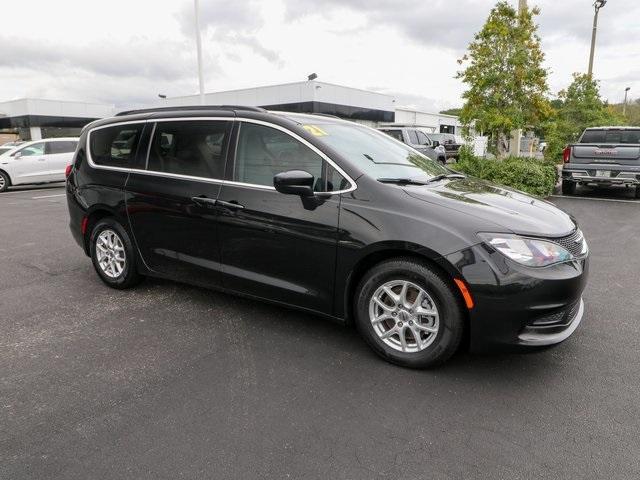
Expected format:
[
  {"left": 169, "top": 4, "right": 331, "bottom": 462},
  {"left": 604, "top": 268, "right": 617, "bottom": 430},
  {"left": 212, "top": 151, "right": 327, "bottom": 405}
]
[{"left": 595, "top": 170, "right": 611, "bottom": 178}]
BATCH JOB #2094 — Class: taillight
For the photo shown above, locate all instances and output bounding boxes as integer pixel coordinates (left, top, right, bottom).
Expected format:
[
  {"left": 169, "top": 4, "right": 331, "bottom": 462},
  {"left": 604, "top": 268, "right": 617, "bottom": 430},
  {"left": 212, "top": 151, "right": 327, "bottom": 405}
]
[
  {"left": 65, "top": 164, "right": 73, "bottom": 178},
  {"left": 562, "top": 146, "right": 572, "bottom": 163}
]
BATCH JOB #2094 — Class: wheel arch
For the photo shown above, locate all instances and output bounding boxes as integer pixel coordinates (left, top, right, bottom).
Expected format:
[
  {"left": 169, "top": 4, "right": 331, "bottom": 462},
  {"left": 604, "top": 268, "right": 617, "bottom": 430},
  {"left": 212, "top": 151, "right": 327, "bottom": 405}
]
[
  {"left": 0, "top": 168, "right": 12, "bottom": 187},
  {"left": 82, "top": 206, "right": 122, "bottom": 255},
  {"left": 342, "top": 243, "right": 468, "bottom": 328}
]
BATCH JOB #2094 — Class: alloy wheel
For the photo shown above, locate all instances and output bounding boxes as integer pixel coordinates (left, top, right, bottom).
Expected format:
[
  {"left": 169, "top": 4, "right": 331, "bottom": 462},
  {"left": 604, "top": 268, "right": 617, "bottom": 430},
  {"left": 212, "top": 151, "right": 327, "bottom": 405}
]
[
  {"left": 368, "top": 280, "right": 440, "bottom": 353},
  {"left": 95, "top": 229, "right": 126, "bottom": 279}
]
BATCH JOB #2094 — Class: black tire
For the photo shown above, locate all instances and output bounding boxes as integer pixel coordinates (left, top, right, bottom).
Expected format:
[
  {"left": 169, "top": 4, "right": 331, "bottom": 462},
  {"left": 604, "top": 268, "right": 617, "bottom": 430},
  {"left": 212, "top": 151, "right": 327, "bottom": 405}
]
[
  {"left": 561, "top": 180, "right": 576, "bottom": 196},
  {"left": 635, "top": 185, "right": 640, "bottom": 199},
  {"left": 439, "top": 156, "right": 447, "bottom": 165},
  {"left": 89, "top": 217, "right": 143, "bottom": 289},
  {"left": 354, "top": 258, "right": 465, "bottom": 368},
  {"left": 0, "top": 170, "right": 10, "bottom": 193}
]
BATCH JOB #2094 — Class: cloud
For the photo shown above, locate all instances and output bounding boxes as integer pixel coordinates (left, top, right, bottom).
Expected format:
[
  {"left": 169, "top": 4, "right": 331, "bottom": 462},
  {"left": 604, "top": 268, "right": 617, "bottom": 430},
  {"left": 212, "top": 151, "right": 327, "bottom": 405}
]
[
  {"left": 0, "top": 36, "right": 194, "bottom": 82},
  {"left": 283, "top": 0, "right": 640, "bottom": 53},
  {"left": 174, "top": 0, "right": 282, "bottom": 65}
]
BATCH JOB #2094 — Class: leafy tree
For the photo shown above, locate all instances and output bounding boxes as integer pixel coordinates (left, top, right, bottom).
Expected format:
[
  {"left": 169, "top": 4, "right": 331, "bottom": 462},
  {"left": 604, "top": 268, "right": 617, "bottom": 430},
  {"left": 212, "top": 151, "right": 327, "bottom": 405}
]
[
  {"left": 544, "top": 73, "right": 624, "bottom": 161},
  {"left": 457, "top": 1, "right": 551, "bottom": 157},
  {"left": 610, "top": 97, "right": 640, "bottom": 127},
  {"left": 439, "top": 108, "right": 462, "bottom": 117}
]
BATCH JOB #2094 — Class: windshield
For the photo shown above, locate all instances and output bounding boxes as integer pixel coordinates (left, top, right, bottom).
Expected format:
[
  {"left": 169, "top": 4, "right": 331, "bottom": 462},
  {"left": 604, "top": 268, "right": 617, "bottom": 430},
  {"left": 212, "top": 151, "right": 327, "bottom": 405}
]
[
  {"left": 0, "top": 147, "right": 12, "bottom": 155},
  {"left": 304, "top": 122, "right": 449, "bottom": 181},
  {"left": 580, "top": 129, "right": 640, "bottom": 144}
]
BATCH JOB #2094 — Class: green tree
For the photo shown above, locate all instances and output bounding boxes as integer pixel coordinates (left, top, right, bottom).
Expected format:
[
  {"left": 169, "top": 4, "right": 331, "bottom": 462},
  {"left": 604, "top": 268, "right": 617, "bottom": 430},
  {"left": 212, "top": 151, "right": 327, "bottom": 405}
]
[
  {"left": 544, "top": 73, "right": 624, "bottom": 161},
  {"left": 457, "top": 1, "right": 551, "bottom": 157},
  {"left": 439, "top": 108, "right": 462, "bottom": 117}
]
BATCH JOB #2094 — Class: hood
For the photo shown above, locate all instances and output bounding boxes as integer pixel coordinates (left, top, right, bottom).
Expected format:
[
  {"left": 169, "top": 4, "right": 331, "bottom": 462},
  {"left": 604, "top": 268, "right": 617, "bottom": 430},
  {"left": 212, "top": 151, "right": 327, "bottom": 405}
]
[{"left": 403, "top": 177, "right": 575, "bottom": 237}]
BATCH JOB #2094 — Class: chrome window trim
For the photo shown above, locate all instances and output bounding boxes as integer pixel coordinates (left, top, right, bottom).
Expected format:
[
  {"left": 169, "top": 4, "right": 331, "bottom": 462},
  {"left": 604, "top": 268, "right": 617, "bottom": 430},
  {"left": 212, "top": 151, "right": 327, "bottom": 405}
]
[
  {"left": 233, "top": 118, "right": 357, "bottom": 194},
  {"left": 85, "top": 117, "right": 358, "bottom": 195}
]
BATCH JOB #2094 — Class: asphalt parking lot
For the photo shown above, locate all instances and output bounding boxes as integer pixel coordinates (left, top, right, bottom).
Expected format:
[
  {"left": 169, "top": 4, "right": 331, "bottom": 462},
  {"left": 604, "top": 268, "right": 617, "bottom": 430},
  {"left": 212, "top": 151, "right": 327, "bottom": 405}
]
[{"left": 1, "top": 185, "right": 639, "bottom": 479}]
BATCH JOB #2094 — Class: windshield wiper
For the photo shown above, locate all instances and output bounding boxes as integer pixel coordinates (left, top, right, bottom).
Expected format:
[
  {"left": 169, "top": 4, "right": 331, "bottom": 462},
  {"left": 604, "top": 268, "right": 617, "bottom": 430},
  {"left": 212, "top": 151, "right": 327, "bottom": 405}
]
[
  {"left": 424, "top": 173, "right": 466, "bottom": 184},
  {"left": 377, "top": 178, "right": 430, "bottom": 186}
]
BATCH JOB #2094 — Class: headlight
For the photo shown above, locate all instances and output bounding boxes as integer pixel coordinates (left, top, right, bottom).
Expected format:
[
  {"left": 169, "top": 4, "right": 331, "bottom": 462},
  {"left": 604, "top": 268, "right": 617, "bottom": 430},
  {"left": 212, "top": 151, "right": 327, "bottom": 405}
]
[
  {"left": 435, "top": 145, "right": 446, "bottom": 154},
  {"left": 478, "top": 233, "right": 574, "bottom": 267}
]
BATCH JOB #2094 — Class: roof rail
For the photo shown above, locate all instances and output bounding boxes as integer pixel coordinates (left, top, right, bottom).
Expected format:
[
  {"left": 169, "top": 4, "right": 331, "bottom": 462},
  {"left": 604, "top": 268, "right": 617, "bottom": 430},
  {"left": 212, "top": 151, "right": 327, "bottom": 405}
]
[
  {"left": 309, "top": 113, "right": 341, "bottom": 119},
  {"left": 115, "top": 105, "right": 267, "bottom": 117}
]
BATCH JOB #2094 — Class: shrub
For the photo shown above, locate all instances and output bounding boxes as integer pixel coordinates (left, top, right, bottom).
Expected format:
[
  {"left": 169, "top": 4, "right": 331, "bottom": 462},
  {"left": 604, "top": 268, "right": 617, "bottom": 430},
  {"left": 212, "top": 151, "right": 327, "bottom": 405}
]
[{"left": 454, "top": 147, "right": 557, "bottom": 197}]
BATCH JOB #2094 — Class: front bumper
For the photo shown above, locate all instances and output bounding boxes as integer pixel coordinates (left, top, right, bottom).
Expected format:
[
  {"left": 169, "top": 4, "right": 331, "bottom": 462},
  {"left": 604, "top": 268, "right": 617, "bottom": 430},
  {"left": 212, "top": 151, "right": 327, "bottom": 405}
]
[{"left": 445, "top": 244, "right": 589, "bottom": 350}]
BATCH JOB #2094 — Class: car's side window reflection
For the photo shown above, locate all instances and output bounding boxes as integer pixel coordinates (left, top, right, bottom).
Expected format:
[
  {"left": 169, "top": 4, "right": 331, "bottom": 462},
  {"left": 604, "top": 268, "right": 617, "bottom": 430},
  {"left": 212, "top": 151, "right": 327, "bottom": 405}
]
[{"left": 235, "top": 122, "right": 342, "bottom": 192}]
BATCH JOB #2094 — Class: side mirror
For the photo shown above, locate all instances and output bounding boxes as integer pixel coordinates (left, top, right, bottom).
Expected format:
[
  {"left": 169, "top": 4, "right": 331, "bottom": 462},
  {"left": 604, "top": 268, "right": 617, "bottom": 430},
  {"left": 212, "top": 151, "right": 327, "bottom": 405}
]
[
  {"left": 431, "top": 141, "right": 440, "bottom": 148},
  {"left": 274, "top": 170, "right": 315, "bottom": 197},
  {"left": 12, "top": 151, "right": 22, "bottom": 159}
]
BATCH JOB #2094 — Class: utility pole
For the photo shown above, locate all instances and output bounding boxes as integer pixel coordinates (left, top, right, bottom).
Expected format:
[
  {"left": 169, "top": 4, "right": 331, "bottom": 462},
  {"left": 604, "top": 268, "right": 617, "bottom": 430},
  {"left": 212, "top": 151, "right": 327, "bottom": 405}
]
[
  {"left": 194, "top": 0, "right": 206, "bottom": 105},
  {"left": 623, "top": 87, "right": 631, "bottom": 116},
  {"left": 518, "top": 0, "right": 527, "bottom": 13},
  {"left": 588, "top": 1, "right": 607, "bottom": 77},
  {"left": 509, "top": 0, "right": 527, "bottom": 157}
]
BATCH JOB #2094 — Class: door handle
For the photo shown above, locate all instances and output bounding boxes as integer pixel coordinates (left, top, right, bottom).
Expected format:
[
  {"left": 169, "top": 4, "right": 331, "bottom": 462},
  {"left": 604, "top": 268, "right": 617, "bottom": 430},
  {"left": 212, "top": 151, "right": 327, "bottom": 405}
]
[
  {"left": 216, "top": 199, "right": 245, "bottom": 210},
  {"left": 191, "top": 196, "right": 217, "bottom": 207}
]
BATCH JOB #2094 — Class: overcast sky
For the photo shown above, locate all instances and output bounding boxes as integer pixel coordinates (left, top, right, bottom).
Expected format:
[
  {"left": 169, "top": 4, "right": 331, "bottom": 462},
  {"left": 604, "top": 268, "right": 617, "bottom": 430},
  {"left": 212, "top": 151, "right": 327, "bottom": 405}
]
[{"left": 1, "top": 0, "right": 638, "bottom": 111}]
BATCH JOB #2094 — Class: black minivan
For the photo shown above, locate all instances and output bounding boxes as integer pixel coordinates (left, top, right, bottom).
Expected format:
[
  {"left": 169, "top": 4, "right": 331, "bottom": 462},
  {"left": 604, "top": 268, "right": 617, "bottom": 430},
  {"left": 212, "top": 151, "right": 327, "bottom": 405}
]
[{"left": 66, "top": 106, "right": 589, "bottom": 368}]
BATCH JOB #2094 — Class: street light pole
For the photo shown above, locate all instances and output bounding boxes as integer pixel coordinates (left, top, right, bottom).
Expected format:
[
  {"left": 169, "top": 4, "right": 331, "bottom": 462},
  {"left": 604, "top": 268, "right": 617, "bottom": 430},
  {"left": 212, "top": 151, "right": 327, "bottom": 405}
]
[
  {"left": 588, "top": 1, "right": 607, "bottom": 77},
  {"left": 623, "top": 87, "right": 631, "bottom": 116},
  {"left": 194, "top": 0, "right": 205, "bottom": 105}
]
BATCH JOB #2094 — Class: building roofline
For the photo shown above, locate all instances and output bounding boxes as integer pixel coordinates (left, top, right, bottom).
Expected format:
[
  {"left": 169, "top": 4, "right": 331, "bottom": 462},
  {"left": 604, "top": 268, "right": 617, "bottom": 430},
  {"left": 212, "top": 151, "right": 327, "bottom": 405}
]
[{"left": 165, "top": 80, "right": 395, "bottom": 101}]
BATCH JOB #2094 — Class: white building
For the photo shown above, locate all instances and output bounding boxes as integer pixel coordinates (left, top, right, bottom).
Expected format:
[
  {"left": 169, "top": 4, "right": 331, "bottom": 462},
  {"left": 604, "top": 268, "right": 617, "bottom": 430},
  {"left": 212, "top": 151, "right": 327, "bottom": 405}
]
[
  {"left": 392, "top": 107, "right": 462, "bottom": 134},
  {"left": 0, "top": 81, "right": 463, "bottom": 140},
  {"left": 159, "top": 80, "right": 462, "bottom": 132},
  {"left": 0, "top": 98, "right": 115, "bottom": 140}
]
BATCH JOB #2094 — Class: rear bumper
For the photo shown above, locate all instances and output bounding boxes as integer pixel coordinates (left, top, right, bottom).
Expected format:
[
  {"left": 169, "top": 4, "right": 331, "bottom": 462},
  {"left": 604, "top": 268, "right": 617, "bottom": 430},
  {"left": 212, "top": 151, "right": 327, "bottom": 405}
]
[
  {"left": 563, "top": 165, "right": 640, "bottom": 185},
  {"left": 445, "top": 245, "right": 589, "bottom": 351}
]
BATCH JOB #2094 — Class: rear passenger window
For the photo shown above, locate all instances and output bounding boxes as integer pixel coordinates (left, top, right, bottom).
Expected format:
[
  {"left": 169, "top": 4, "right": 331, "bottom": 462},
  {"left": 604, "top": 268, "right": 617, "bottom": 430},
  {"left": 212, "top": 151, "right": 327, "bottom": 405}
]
[
  {"left": 47, "top": 141, "right": 78, "bottom": 154},
  {"left": 234, "top": 122, "right": 327, "bottom": 190},
  {"left": 147, "top": 121, "right": 231, "bottom": 179},
  {"left": 90, "top": 124, "right": 143, "bottom": 167}
]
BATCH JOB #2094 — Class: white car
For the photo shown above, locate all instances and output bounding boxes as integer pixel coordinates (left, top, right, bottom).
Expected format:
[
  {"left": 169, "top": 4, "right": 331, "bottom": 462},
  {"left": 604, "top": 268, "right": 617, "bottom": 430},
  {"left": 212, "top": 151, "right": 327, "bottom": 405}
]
[{"left": 0, "top": 137, "right": 78, "bottom": 192}]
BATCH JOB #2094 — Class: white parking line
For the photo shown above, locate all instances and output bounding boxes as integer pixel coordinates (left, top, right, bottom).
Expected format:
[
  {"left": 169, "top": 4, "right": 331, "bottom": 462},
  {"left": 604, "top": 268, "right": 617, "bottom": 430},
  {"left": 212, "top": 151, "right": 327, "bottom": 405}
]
[
  {"left": 0, "top": 187, "right": 65, "bottom": 196},
  {"left": 31, "top": 193, "right": 66, "bottom": 199},
  {"left": 549, "top": 195, "right": 639, "bottom": 204}
]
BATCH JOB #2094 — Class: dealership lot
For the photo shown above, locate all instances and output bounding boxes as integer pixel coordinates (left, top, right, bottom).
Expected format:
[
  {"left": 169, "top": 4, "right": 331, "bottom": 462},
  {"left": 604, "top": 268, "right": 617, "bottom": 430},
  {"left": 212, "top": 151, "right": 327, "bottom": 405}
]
[{"left": 1, "top": 186, "right": 639, "bottom": 479}]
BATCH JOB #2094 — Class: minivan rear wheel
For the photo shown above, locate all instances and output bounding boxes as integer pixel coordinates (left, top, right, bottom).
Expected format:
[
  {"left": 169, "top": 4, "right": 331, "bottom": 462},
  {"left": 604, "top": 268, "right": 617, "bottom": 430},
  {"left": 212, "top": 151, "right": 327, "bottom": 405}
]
[
  {"left": 354, "top": 258, "right": 464, "bottom": 368},
  {"left": 90, "top": 218, "right": 143, "bottom": 289}
]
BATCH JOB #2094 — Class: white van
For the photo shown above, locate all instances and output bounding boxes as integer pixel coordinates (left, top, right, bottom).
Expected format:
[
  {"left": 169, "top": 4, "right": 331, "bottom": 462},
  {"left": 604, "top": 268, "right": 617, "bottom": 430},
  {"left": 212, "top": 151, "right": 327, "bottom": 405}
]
[{"left": 0, "top": 137, "right": 78, "bottom": 192}]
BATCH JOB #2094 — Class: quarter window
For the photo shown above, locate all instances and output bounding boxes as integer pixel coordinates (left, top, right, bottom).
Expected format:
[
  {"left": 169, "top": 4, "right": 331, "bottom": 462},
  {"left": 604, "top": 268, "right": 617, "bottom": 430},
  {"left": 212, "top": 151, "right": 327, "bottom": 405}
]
[
  {"left": 407, "top": 130, "right": 419, "bottom": 145},
  {"left": 147, "top": 121, "right": 231, "bottom": 179},
  {"left": 47, "top": 141, "right": 78, "bottom": 154},
  {"left": 234, "top": 122, "right": 338, "bottom": 191},
  {"left": 90, "top": 124, "right": 143, "bottom": 167}
]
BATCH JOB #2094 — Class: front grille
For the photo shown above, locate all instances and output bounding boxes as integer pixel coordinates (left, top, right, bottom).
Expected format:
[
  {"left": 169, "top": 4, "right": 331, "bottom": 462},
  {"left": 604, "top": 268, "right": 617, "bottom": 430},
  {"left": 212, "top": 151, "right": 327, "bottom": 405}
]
[{"left": 551, "top": 229, "right": 585, "bottom": 257}]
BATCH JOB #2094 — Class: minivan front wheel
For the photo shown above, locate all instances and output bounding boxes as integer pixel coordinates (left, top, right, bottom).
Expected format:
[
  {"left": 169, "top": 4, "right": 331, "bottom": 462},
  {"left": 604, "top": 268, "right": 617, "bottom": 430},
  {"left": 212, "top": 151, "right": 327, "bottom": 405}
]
[
  {"left": 354, "top": 259, "right": 464, "bottom": 368},
  {"left": 0, "top": 171, "right": 10, "bottom": 192},
  {"left": 90, "top": 218, "right": 142, "bottom": 289}
]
